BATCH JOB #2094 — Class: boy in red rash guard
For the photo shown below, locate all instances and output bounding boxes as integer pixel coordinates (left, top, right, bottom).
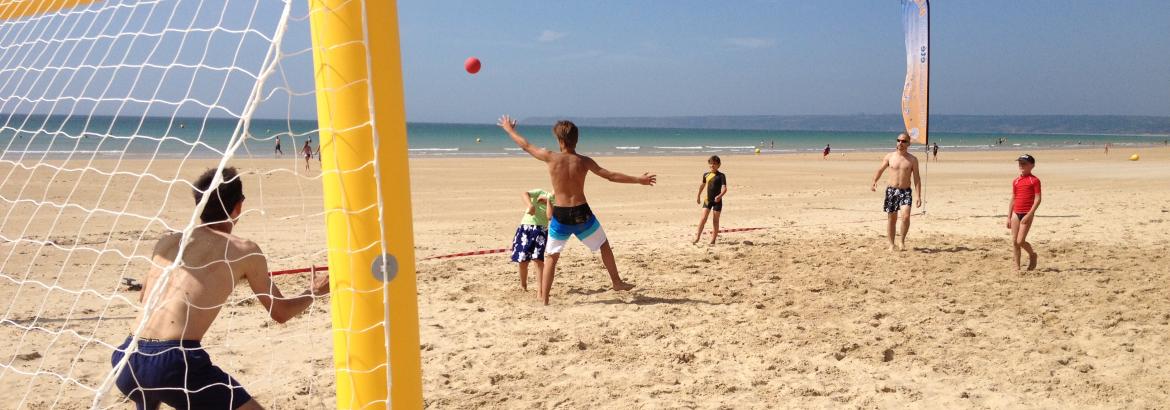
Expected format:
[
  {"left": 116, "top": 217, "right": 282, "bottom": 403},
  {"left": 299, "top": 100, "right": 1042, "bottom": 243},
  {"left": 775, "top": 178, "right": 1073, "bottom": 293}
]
[{"left": 1007, "top": 154, "right": 1042, "bottom": 271}]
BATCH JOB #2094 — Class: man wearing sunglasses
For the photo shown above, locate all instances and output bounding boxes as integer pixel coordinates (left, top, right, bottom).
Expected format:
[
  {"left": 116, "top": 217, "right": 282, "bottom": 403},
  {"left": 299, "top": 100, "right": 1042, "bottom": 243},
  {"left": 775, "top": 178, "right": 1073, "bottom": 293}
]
[{"left": 870, "top": 132, "right": 923, "bottom": 251}]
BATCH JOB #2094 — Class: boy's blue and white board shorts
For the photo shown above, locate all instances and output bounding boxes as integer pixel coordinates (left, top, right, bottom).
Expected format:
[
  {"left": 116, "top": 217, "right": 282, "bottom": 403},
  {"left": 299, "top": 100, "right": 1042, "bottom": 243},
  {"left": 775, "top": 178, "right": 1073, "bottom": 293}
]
[{"left": 548, "top": 204, "right": 608, "bottom": 254}]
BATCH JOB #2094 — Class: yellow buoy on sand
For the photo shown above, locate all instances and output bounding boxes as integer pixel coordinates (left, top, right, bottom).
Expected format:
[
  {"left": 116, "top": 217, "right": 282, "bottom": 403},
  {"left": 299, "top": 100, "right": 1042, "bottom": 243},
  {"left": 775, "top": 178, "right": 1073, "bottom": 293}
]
[
  {"left": 754, "top": 148, "right": 761, "bottom": 155},
  {"left": 1129, "top": 154, "right": 1140, "bottom": 161}
]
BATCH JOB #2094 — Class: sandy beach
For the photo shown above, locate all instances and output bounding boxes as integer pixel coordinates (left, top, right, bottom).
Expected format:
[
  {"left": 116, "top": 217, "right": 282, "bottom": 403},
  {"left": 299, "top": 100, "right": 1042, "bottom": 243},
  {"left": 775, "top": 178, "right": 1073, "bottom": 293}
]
[{"left": 2, "top": 146, "right": 1169, "bottom": 408}]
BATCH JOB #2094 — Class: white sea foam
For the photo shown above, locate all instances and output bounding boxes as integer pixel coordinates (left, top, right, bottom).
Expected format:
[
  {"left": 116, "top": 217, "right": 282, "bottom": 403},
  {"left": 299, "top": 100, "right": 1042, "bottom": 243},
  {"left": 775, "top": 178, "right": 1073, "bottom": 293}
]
[
  {"left": 408, "top": 151, "right": 507, "bottom": 156},
  {"left": 705, "top": 146, "right": 755, "bottom": 150},
  {"left": 654, "top": 146, "right": 703, "bottom": 150}
]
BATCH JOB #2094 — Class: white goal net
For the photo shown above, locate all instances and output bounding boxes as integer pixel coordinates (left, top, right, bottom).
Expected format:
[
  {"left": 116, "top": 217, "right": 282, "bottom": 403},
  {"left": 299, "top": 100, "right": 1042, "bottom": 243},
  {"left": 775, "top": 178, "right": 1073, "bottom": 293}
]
[{"left": 0, "top": 0, "right": 369, "bottom": 408}]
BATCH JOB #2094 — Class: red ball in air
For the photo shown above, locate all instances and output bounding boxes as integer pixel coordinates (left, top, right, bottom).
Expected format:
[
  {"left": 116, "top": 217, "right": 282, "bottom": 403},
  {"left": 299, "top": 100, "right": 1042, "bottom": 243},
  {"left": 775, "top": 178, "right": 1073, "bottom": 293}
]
[{"left": 464, "top": 57, "right": 481, "bottom": 74}]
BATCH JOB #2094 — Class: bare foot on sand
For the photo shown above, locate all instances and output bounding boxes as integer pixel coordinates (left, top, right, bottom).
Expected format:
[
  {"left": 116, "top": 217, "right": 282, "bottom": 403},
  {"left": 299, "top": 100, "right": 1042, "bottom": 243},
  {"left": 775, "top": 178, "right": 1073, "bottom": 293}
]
[
  {"left": 1027, "top": 251, "right": 1038, "bottom": 270},
  {"left": 612, "top": 281, "right": 636, "bottom": 291}
]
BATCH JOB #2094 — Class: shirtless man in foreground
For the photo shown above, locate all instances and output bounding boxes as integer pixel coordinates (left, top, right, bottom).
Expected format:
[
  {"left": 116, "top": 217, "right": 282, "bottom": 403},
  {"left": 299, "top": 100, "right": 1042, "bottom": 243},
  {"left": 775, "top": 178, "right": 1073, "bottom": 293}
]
[
  {"left": 111, "top": 167, "right": 329, "bottom": 410},
  {"left": 499, "top": 115, "right": 654, "bottom": 305},
  {"left": 870, "top": 132, "right": 923, "bottom": 251}
]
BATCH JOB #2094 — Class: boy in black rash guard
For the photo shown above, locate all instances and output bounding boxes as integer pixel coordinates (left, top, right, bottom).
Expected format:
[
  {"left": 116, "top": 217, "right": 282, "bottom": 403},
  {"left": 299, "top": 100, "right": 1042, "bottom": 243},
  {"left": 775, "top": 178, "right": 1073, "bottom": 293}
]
[
  {"left": 498, "top": 115, "right": 655, "bottom": 305},
  {"left": 693, "top": 155, "right": 728, "bottom": 245}
]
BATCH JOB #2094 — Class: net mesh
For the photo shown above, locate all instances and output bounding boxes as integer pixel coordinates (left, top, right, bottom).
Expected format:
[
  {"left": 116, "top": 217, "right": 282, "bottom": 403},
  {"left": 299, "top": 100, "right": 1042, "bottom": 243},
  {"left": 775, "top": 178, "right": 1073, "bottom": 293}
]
[{"left": 0, "top": 0, "right": 345, "bottom": 407}]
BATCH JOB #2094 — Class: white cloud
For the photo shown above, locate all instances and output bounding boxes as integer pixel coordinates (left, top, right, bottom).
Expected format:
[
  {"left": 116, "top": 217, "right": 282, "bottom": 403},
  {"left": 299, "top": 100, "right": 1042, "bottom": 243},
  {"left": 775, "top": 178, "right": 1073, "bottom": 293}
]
[
  {"left": 548, "top": 50, "right": 604, "bottom": 62},
  {"left": 538, "top": 30, "right": 567, "bottom": 43},
  {"left": 725, "top": 37, "right": 776, "bottom": 49},
  {"left": 547, "top": 49, "right": 647, "bottom": 64}
]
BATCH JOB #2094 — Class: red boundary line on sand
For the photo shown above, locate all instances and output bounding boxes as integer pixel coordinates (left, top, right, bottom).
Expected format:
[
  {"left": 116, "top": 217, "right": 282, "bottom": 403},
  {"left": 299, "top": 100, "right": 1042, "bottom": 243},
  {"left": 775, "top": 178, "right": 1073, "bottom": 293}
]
[
  {"left": 276, "top": 229, "right": 771, "bottom": 271},
  {"left": 714, "top": 227, "right": 769, "bottom": 234},
  {"left": 269, "top": 265, "right": 328, "bottom": 277},
  {"left": 421, "top": 248, "right": 509, "bottom": 261},
  {"left": 270, "top": 247, "right": 511, "bottom": 274},
  {"left": 424, "top": 229, "right": 771, "bottom": 261}
]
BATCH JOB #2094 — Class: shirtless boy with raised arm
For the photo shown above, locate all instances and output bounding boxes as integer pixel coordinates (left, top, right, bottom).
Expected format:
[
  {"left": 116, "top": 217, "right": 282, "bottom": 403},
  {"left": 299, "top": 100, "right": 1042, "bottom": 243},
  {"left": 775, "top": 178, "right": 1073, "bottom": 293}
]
[
  {"left": 111, "top": 167, "right": 329, "bottom": 410},
  {"left": 870, "top": 132, "right": 922, "bottom": 251},
  {"left": 498, "top": 115, "right": 654, "bottom": 305}
]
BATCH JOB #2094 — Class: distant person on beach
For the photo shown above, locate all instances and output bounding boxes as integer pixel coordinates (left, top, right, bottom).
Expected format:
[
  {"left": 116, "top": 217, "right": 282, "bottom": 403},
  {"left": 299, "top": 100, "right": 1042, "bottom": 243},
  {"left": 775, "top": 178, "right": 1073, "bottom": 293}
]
[
  {"left": 693, "top": 155, "right": 728, "bottom": 245},
  {"left": 823, "top": 144, "right": 831, "bottom": 160},
  {"left": 315, "top": 143, "right": 321, "bottom": 163},
  {"left": 1007, "top": 154, "right": 1041, "bottom": 271},
  {"left": 870, "top": 132, "right": 922, "bottom": 251},
  {"left": 1104, "top": 143, "right": 1110, "bottom": 156},
  {"left": 511, "top": 188, "right": 553, "bottom": 291},
  {"left": 770, "top": 140, "right": 774, "bottom": 149},
  {"left": 301, "top": 139, "right": 313, "bottom": 171},
  {"left": 111, "top": 167, "right": 330, "bottom": 410},
  {"left": 274, "top": 136, "right": 282, "bottom": 157},
  {"left": 499, "top": 115, "right": 653, "bottom": 305},
  {"left": 932, "top": 142, "right": 939, "bottom": 161}
]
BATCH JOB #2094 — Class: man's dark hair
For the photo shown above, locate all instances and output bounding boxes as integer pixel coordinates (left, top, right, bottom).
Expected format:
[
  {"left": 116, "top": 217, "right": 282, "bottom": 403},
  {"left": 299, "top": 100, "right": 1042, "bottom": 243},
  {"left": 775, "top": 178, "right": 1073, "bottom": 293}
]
[
  {"left": 553, "top": 120, "right": 578, "bottom": 149},
  {"left": 193, "top": 167, "right": 244, "bottom": 223},
  {"left": 708, "top": 155, "right": 721, "bottom": 165}
]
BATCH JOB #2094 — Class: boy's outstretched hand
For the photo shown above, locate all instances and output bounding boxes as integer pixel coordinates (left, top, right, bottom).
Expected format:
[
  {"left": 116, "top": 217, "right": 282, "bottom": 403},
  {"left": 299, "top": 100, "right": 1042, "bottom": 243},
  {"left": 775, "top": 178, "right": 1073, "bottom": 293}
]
[
  {"left": 497, "top": 115, "right": 517, "bottom": 132},
  {"left": 639, "top": 173, "right": 657, "bottom": 186},
  {"left": 310, "top": 270, "right": 330, "bottom": 297}
]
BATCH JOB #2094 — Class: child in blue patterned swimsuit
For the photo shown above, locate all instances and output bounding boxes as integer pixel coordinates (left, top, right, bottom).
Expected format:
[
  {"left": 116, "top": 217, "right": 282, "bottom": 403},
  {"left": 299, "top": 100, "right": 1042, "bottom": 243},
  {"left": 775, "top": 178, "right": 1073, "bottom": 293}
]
[{"left": 511, "top": 189, "right": 553, "bottom": 290}]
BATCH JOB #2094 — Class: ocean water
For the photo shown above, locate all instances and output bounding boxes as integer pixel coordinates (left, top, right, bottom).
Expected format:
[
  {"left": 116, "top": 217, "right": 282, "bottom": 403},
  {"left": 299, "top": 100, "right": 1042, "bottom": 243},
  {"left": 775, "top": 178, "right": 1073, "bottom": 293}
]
[
  {"left": 1, "top": 115, "right": 1165, "bottom": 160},
  {"left": 404, "top": 123, "right": 1166, "bottom": 157}
]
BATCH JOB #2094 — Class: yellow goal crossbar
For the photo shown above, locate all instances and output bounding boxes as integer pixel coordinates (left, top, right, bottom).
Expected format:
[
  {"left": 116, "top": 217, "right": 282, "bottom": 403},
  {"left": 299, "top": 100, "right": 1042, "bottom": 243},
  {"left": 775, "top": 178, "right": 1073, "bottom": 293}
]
[{"left": 0, "top": 0, "right": 100, "bottom": 20}]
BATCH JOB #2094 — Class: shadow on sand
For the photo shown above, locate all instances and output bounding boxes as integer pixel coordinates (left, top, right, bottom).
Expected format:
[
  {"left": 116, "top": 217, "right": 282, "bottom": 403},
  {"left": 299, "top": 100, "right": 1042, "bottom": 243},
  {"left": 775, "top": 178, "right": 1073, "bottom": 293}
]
[
  {"left": 971, "top": 214, "right": 1080, "bottom": 218},
  {"left": 914, "top": 246, "right": 989, "bottom": 254},
  {"left": 565, "top": 287, "right": 609, "bottom": 296},
  {"left": 586, "top": 293, "right": 729, "bottom": 307}
]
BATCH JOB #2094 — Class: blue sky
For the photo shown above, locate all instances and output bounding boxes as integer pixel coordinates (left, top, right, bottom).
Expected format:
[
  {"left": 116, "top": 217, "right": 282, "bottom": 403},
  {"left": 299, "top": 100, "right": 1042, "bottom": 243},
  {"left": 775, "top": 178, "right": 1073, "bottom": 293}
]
[
  {"left": 397, "top": 0, "right": 1170, "bottom": 123},
  {"left": 3, "top": 1, "right": 1167, "bottom": 123}
]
